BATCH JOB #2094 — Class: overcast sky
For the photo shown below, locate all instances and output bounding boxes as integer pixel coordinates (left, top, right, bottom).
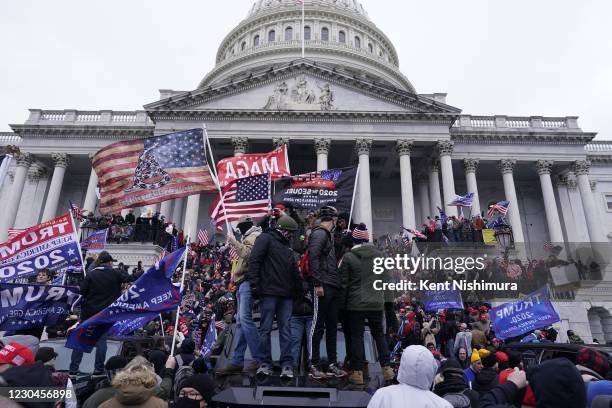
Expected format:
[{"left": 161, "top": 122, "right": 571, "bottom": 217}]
[{"left": 1, "top": 0, "right": 610, "bottom": 139}]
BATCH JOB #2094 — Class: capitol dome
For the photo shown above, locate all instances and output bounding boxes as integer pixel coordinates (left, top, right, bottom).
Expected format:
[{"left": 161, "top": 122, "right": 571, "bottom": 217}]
[{"left": 197, "top": 0, "right": 416, "bottom": 93}]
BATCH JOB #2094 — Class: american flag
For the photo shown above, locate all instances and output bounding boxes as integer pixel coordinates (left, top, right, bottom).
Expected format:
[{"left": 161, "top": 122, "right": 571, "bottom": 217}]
[
  {"left": 228, "top": 245, "right": 238, "bottom": 260},
  {"left": 155, "top": 249, "right": 167, "bottom": 265},
  {"left": 7, "top": 228, "right": 25, "bottom": 240},
  {"left": 69, "top": 200, "right": 87, "bottom": 221},
  {"left": 92, "top": 129, "right": 216, "bottom": 215},
  {"left": 198, "top": 229, "right": 209, "bottom": 246},
  {"left": 215, "top": 320, "right": 227, "bottom": 331},
  {"left": 405, "top": 228, "right": 427, "bottom": 240},
  {"left": 487, "top": 200, "right": 510, "bottom": 218},
  {"left": 352, "top": 228, "right": 369, "bottom": 241},
  {"left": 209, "top": 174, "right": 271, "bottom": 228},
  {"left": 449, "top": 193, "right": 474, "bottom": 207}
]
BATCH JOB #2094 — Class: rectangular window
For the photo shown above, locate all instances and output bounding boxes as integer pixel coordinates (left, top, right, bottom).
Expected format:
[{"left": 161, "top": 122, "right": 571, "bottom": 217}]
[{"left": 605, "top": 194, "right": 612, "bottom": 212}]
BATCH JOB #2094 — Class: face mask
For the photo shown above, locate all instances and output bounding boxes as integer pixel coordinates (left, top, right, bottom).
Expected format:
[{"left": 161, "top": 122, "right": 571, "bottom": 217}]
[
  {"left": 175, "top": 397, "right": 201, "bottom": 408},
  {"left": 277, "top": 229, "right": 293, "bottom": 241}
]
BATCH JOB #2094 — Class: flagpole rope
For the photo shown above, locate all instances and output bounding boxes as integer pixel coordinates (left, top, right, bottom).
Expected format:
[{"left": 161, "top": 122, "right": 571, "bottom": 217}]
[
  {"left": 170, "top": 237, "right": 190, "bottom": 357},
  {"left": 202, "top": 125, "right": 233, "bottom": 237}
]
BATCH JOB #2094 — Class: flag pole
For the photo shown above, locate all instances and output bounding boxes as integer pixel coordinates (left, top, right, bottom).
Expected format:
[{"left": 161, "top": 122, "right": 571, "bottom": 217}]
[
  {"left": 347, "top": 165, "right": 360, "bottom": 231},
  {"left": 301, "top": 0, "right": 305, "bottom": 59},
  {"left": 68, "top": 210, "right": 87, "bottom": 277},
  {"left": 202, "top": 125, "right": 233, "bottom": 237},
  {"left": 170, "top": 237, "right": 190, "bottom": 357}
]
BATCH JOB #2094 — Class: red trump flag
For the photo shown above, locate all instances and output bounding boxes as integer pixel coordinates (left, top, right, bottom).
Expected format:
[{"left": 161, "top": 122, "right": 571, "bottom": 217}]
[
  {"left": 216, "top": 144, "right": 290, "bottom": 187},
  {"left": 93, "top": 129, "right": 216, "bottom": 215}
]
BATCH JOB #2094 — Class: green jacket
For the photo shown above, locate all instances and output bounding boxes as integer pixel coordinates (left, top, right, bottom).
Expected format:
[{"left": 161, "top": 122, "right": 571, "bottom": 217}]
[{"left": 339, "top": 244, "right": 386, "bottom": 312}]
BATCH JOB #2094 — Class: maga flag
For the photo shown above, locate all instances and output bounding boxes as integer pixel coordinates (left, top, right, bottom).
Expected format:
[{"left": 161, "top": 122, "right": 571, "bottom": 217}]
[
  {"left": 66, "top": 247, "right": 185, "bottom": 352},
  {"left": 81, "top": 229, "right": 108, "bottom": 253},
  {"left": 273, "top": 167, "right": 357, "bottom": 212},
  {"left": 0, "top": 212, "right": 83, "bottom": 283},
  {"left": 93, "top": 129, "right": 216, "bottom": 215},
  {"left": 216, "top": 145, "right": 290, "bottom": 188}
]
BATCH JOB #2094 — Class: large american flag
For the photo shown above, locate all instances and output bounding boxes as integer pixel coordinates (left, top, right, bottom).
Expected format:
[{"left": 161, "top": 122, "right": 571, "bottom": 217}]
[
  {"left": 92, "top": 129, "right": 216, "bottom": 215},
  {"left": 209, "top": 174, "right": 271, "bottom": 228},
  {"left": 487, "top": 200, "right": 510, "bottom": 218},
  {"left": 198, "top": 229, "right": 209, "bottom": 246},
  {"left": 7, "top": 228, "right": 25, "bottom": 240},
  {"left": 69, "top": 200, "right": 87, "bottom": 221}
]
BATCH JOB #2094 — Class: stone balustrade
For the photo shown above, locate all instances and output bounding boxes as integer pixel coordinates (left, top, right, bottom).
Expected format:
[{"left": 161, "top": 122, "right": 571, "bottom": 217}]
[
  {"left": 453, "top": 114, "right": 578, "bottom": 130},
  {"left": 586, "top": 142, "right": 612, "bottom": 152},
  {"left": 0, "top": 132, "right": 22, "bottom": 144},
  {"left": 27, "top": 109, "right": 152, "bottom": 125}
]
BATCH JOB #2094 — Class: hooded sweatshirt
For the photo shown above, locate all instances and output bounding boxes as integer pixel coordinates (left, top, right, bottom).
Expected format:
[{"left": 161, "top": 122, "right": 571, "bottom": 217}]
[
  {"left": 527, "top": 358, "right": 586, "bottom": 408},
  {"left": 367, "top": 345, "right": 453, "bottom": 408},
  {"left": 99, "top": 384, "right": 167, "bottom": 408}
]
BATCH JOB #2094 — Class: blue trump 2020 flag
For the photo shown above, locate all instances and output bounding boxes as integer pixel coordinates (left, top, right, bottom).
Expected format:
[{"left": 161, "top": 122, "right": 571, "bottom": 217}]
[
  {"left": 66, "top": 247, "right": 186, "bottom": 352},
  {"left": 0, "top": 283, "right": 80, "bottom": 331},
  {"left": 81, "top": 229, "right": 108, "bottom": 253},
  {"left": 488, "top": 286, "right": 560, "bottom": 340},
  {"left": 200, "top": 314, "right": 217, "bottom": 359},
  {"left": 423, "top": 289, "right": 463, "bottom": 312}
]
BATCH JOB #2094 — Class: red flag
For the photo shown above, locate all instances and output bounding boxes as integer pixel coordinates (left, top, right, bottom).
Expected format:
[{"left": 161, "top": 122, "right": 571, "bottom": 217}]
[
  {"left": 92, "top": 129, "right": 216, "bottom": 215},
  {"left": 216, "top": 145, "right": 290, "bottom": 188}
]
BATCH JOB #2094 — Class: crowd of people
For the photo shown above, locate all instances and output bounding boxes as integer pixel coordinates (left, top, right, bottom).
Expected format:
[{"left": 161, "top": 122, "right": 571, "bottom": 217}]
[{"left": 2, "top": 204, "right": 612, "bottom": 407}]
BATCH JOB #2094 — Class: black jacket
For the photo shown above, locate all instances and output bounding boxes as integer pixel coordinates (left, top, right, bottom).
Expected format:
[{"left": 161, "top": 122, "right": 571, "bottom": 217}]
[
  {"left": 472, "top": 367, "right": 499, "bottom": 393},
  {"left": 308, "top": 227, "right": 340, "bottom": 288},
  {"left": 79, "top": 264, "right": 134, "bottom": 320},
  {"left": 247, "top": 230, "right": 300, "bottom": 298},
  {"left": 527, "top": 358, "right": 586, "bottom": 408},
  {"left": 479, "top": 382, "right": 519, "bottom": 408}
]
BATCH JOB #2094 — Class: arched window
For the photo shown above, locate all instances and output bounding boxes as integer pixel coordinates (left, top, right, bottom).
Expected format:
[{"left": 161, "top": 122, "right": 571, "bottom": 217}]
[
  {"left": 321, "top": 27, "right": 329, "bottom": 41},
  {"left": 241, "top": 41, "right": 246, "bottom": 51},
  {"left": 253, "top": 35, "right": 260, "bottom": 47},
  {"left": 285, "top": 26, "right": 293, "bottom": 41},
  {"left": 354, "top": 36, "right": 361, "bottom": 48},
  {"left": 368, "top": 43, "right": 373, "bottom": 53},
  {"left": 268, "top": 29, "right": 276, "bottom": 43},
  {"left": 304, "top": 25, "right": 311, "bottom": 40},
  {"left": 338, "top": 30, "right": 346, "bottom": 43}
]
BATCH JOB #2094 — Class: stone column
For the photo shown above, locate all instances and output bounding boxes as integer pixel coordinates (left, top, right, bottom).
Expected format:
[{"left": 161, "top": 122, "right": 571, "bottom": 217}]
[
  {"left": 83, "top": 154, "right": 99, "bottom": 215},
  {"left": 160, "top": 200, "right": 174, "bottom": 221},
  {"left": 315, "top": 138, "right": 331, "bottom": 171},
  {"left": 535, "top": 160, "right": 564, "bottom": 243},
  {"left": 428, "top": 160, "right": 442, "bottom": 216},
  {"left": 172, "top": 198, "right": 185, "bottom": 230},
  {"left": 356, "top": 139, "right": 373, "bottom": 239},
  {"left": 232, "top": 137, "right": 248, "bottom": 157},
  {"left": 565, "top": 172, "right": 591, "bottom": 243},
  {"left": 183, "top": 194, "right": 200, "bottom": 242},
  {"left": 437, "top": 141, "right": 457, "bottom": 217},
  {"left": 463, "top": 158, "right": 482, "bottom": 217},
  {"left": 0, "top": 153, "right": 32, "bottom": 241},
  {"left": 41, "top": 153, "right": 70, "bottom": 222},
  {"left": 418, "top": 174, "right": 430, "bottom": 224},
  {"left": 497, "top": 159, "right": 525, "bottom": 242},
  {"left": 273, "top": 137, "right": 290, "bottom": 150},
  {"left": 396, "top": 140, "right": 416, "bottom": 229},
  {"left": 573, "top": 160, "right": 607, "bottom": 242}
]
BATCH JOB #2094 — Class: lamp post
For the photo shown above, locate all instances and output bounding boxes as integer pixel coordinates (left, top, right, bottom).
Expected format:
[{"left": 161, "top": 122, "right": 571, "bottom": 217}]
[{"left": 495, "top": 227, "right": 514, "bottom": 259}]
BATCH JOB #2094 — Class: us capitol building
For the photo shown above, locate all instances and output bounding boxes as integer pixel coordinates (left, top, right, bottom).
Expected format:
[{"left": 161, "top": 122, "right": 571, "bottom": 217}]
[{"left": 2, "top": 0, "right": 612, "bottom": 342}]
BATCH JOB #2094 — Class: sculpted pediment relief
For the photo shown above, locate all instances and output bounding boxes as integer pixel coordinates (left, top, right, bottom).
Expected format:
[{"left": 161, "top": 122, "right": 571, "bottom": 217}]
[{"left": 263, "top": 77, "right": 335, "bottom": 111}]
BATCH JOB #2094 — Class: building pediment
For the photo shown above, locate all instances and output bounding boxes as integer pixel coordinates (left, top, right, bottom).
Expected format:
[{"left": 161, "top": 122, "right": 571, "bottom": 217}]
[{"left": 144, "top": 60, "right": 460, "bottom": 116}]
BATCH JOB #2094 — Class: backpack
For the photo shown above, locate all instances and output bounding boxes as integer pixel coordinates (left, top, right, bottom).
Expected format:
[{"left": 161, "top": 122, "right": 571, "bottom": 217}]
[
  {"left": 443, "top": 392, "right": 472, "bottom": 408},
  {"left": 298, "top": 248, "right": 310, "bottom": 278},
  {"left": 173, "top": 355, "right": 195, "bottom": 399}
]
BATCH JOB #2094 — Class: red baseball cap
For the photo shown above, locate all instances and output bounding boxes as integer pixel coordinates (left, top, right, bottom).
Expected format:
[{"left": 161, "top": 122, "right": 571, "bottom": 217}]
[{"left": 0, "top": 342, "right": 35, "bottom": 367}]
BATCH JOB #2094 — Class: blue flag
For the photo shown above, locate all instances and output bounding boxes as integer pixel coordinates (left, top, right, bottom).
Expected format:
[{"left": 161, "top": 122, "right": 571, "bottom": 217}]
[
  {"left": 200, "top": 315, "right": 217, "bottom": 359},
  {"left": 488, "top": 286, "right": 560, "bottom": 340},
  {"left": 437, "top": 206, "right": 448, "bottom": 225},
  {"left": 423, "top": 290, "right": 463, "bottom": 311},
  {"left": 66, "top": 247, "right": 185, "bottom": 352},
  {"left": 0, "top": 283, "right": 80, "bottom": 331},
  {"left": 81, "top": 229, "right": 108, "bottom": 253},
  {"left": 487, "top": 216, "right": 508, "bottom": 230},
  {"left": 449, "top": 193, "right": 474, "bottom": 207}
]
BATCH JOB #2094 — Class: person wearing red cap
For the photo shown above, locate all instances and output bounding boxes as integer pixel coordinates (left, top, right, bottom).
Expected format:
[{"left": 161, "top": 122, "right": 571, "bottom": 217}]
[{"left": 0, "top": 342, "right": 35, "bottom": 372}]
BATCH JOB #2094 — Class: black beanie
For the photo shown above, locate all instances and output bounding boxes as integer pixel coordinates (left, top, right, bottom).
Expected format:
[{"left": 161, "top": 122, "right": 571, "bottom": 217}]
[
  {"left": 105, "top": 355, "right": 128, "bottom": 371},
  {"left": 180, "top": 338, "right": 196, "bottom": 354},
  {"left": 178, "top": 374, "right": 215, "bottom": 402}
]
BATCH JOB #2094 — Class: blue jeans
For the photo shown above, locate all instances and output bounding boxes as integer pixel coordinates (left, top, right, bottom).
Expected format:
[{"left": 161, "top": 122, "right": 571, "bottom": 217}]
[
  {"left": 69, "top": 331, "right": 108, "bottom": 373},
  {"left": 231, "top": 282, "right": 262, "bottom": 365},
  {"left": 290, "top": 315, "right": 313, "bottom": 367},
  {"left": 259, "top": 296, "right": 293, "bottom": 368}
]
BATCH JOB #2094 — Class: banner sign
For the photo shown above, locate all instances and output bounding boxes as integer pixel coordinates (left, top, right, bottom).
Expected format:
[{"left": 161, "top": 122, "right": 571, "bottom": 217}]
[
  {"left": 0, "top": 212, "right": 83, "bottom": 283},
  {"left": 273, "top": 167, "right": 357, "bottom": 212},
  {"left": 489, "top": 286, "right": 560, "bottom": 340},
  {"left": 216, "top": 145, "right": 290, "bottom": 187},
  {"left": 0, "top": 283, "right": 80, "bottom": 331},
  {"left": 422, "top": 289, "right": 463, "bottom": 311},
  {"left": 66, "top": 248, "right": 185, "bottom": 352},
  {"left": 81, "top": 229, "right": 108, "bottom": 253},
  {"left": 482, "top": 229, "right": 497, "bottom": 246}
]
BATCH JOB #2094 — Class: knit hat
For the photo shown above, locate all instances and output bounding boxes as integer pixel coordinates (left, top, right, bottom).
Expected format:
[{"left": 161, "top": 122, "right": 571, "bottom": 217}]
[
  {"left": 180, "top": 338, "right": 196, "bottom": 354},
  {"left": 352, "top": 223, "right": 369, "bottom": 244},
  {"left": 577, "top": 347, "right": 610, "bottom": 378},
  {"left": 178, "top": 374, "right": 215, "bottom": 402},
  {"left": 495, "top": 351, "right": 509, "bottom": 363},
  {"left": 471, "top": 348, "right": 497, "bottom": 367},
  {"left": 471, "top": 349, "right": 482, "bottom": 363},
  {"left": 0, "top": 342, "right": 35, "bottom": 367}
]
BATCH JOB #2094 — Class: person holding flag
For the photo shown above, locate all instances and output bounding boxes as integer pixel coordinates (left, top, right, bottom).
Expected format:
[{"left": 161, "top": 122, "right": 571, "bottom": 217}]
[{"left": 68, "top": 251, "right": 136, "bottom": 375}]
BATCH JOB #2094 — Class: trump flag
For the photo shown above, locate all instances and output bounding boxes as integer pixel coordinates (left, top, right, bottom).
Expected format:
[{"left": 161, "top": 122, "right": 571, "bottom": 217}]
[
  {"left": 0, "top": 212, "right": 83, "bottom": 283},
  {"left": 93, "top": 129, "right": 216, "bottom": 215},
  {"left": 66, "top": 248, "right": 185, "bottom": 352},
  {"left": 216, "top": 145, "right": 290, "bottom": 188}
]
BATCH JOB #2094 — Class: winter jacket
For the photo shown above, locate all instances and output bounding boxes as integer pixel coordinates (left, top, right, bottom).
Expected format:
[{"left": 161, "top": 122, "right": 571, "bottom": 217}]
[
  {"left": 292, "top": 280, "right": 314, "bottom": 317},
  {"left": 339, "top": 243, "right": 385, "bottom": 311},
  {"left": 454, "top": 331, "right": 473, "bottom": 357},
  {"left": 308, "top": 227, "right": 341, "bottom": 288},
  {"left": 247, "top": 229, "right": 300, "bottom": 298},
  {"left": 99, "top": 384, "right": 167, "bottom": 408},
  {"left": 472, "top": 367, "right": 499, "bottom": 393},
  {"left": 228, "top": 225, "right": 261, "bottom": 286},
  {"left": 367, "top": 345, "right": 453, "bottom": 408},
  {"left": 526, "top": 358, "right": 586, "bottom": 408},
  {"left": 422, "top": 318, "right": 440, "bottom": 348},
  {"left": 479, "top": 382, "right": 519, "bottom": 408},
  {"left": 80, "top": 265, "right": 134, "bottom": 320}
]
